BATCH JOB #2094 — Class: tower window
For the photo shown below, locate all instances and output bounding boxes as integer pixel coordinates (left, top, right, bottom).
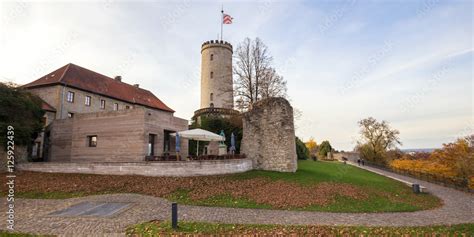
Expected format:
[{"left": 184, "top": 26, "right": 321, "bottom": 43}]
[
  {"left": 210, "top": 103, "right": 214, "bottom": 108},
  {"left": 210, "top": 54, "right": 214, "bottom": 61},
  {"left": 210, "top": 93, "right": 214, "bottom": 101},
  {"left": 210, "top": 71, "right": 213, "bottom": 78}
]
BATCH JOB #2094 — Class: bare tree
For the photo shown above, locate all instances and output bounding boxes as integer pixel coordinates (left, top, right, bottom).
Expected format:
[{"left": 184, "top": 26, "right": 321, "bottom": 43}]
[
  {"left": 260, "top": 68, "right": 287, "bottom": 99},
  {"left": 233, "top": 37, "right": 287, "bottom": 111}
]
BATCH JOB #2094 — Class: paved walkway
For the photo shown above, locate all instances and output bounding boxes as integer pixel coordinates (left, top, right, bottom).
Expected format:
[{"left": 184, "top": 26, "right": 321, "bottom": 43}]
[{"left": 1, "top": 165, "right": 473, "bottom": 236}]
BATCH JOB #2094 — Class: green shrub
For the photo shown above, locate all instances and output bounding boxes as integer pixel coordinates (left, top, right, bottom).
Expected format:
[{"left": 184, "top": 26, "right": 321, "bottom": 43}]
[
  {"left": 189, "top": 115, "right": 243, "bottom": 155},
  {"left": 318, "top": 140, "right": 332, "bottom": 158},
  {"left": 295, "top": 136, "right": 310, "bottom": 160},
  {"left": 0, "top": 83, "right": 45, "bottom": 150}
]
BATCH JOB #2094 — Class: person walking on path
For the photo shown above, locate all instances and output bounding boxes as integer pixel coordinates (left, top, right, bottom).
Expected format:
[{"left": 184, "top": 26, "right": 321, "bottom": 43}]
[{"left": 357, "top": 159, "right": 361, "bottom": 166}]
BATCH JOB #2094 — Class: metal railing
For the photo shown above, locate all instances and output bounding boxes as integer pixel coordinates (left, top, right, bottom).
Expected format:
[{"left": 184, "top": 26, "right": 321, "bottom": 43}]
[{"left": 362, "top": 160, "right": 472, "bottom": 192}]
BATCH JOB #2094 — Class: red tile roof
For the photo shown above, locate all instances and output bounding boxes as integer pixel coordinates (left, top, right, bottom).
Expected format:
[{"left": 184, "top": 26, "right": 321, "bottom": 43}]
[
  {"left": 23, "top": 63, "right": 174, "bottom": 112},
  {"left": 41, "top": 100, "right": 56, "bottom": 112}
]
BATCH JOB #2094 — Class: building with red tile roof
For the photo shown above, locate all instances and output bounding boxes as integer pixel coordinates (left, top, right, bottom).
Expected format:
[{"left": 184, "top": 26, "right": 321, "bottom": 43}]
[
  {"left": 23, "top": 63, "right": 174, "bottom": 113},
  {"left": 23, "top": 63, "right": 188, "bottom": 162}
]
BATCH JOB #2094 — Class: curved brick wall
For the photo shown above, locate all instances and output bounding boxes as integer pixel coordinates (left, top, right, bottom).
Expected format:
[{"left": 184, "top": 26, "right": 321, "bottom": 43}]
[{"left": 17, "top": 158, "right": 253, "bottom": 177}]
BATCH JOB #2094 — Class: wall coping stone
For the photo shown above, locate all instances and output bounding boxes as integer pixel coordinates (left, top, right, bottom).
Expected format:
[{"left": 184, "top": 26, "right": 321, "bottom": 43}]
[{"left": 17, "top": 158, "right": 253, "bottom": 177}]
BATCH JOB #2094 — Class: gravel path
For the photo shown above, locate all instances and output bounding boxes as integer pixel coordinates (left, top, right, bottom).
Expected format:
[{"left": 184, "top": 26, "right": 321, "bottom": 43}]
[{"left": 1, "top": 165, "right": 472, "bottom": 236}]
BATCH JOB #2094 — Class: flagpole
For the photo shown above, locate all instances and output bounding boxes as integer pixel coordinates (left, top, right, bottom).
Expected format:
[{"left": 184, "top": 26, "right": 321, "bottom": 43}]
[{"left": 220, "top": 5, "right": 224, "bottom": 41}]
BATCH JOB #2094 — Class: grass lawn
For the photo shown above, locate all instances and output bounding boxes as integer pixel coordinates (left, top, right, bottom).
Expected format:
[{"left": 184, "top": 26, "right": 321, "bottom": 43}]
[
  {"left": 1, "top": 160, "right": 441, "bottom": 212},
  {"left": 167, "top": 160, "right": 441, "bottom": 212},
  {"left": 126, "top": 221, "right": 474, "bottom": 236}
]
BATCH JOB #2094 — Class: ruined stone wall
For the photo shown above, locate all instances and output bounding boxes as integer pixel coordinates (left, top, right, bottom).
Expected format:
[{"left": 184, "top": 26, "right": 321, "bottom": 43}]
[
  {"left": 333, "top": 152, "right": 360, "bottom": 162},
  {"left": 241, "top": 97, "right": 297, "bottom": 172}
]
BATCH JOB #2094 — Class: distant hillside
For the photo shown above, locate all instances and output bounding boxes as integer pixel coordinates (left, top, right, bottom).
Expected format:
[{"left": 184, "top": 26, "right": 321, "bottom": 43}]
[{"left": 401, "top": 148, "right": 437, "bottom": 153}]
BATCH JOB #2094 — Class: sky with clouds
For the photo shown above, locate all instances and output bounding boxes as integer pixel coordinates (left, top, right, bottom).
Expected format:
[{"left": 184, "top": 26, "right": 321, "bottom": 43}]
[{"left": 0, "top": 0, "right": 472, "bottom": 151}]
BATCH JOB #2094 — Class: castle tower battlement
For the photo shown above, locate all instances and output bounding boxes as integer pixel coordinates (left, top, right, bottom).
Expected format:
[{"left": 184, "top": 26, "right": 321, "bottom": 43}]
[
  {"left": 200, "top": 39, "right": 234, "bottom": 110},
  {"left": 201, "top": 40, "right": 233, "bottom": 53}
]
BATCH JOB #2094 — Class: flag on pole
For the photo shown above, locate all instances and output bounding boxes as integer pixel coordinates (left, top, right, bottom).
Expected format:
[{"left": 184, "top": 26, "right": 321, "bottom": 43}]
[{"left": 223, "top": 14, "right": 233, "bottom": 24}]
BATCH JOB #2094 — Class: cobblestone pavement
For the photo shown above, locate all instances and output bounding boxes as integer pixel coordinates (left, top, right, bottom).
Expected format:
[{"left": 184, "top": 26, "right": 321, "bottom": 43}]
[{"left": 1, "top": 165, "right": 473, "bottom": 236}]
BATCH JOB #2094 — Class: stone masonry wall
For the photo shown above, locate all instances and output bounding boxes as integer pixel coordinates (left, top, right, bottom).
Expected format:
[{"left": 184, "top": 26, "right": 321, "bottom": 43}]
[{"left": 241, "top": 97, "right": 297, "bottom": 172}]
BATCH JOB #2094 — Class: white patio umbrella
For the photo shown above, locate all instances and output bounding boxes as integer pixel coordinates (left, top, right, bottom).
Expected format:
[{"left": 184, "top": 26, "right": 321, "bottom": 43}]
[{"left": 170, "top": 128, "right": 224, "bottom": 156}]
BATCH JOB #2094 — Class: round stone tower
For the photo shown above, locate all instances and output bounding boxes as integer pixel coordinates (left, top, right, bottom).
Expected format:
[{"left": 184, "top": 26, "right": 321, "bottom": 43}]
[{"left": 200, "top": 40, "right": 234, "bottom": 109}]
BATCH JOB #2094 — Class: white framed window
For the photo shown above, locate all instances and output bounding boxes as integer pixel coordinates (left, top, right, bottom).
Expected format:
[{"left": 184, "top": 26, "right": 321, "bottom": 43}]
[
  {"left": 100, "top": 99, "right": 106, "bottom": 109},
  {"left": 85, "top": 96, "right": 91, "bottom": 106},
  {"left": 66, "top": 91, "right": 74, "bottom": 103},
  {"left": 67, "top": 112, "right": 74, "bottom": 118},
  {"left": 113, "top": 103, "right": 118, "bottom": 111}
]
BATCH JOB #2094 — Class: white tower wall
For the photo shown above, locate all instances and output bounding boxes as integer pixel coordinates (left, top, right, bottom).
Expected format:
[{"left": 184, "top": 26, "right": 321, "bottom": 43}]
[{"left": 200, "top": 40, "right": 234, "bottom": 109}]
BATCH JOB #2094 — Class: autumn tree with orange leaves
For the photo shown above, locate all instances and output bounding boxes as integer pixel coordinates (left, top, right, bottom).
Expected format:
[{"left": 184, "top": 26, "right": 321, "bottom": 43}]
[{"left": 391, "top": 136, "right": 474, "bottom": 189}]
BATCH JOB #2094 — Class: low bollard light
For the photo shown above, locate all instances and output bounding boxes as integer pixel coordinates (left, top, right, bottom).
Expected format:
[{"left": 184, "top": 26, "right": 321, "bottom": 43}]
[
  {"left": 171, "top": 202, "right": 178, "bottom": 229},
  {"left": 412, "top": 184, "right": 420, "bottom": 193}
]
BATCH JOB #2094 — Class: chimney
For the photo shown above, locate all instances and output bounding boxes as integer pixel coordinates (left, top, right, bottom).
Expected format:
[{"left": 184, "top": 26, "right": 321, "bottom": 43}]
[
  {"left": 133, "top": 84, "right": 139, "bottom": 88},
  {"left": 114, "top": 76, "right": 122, "bottom": 81}
]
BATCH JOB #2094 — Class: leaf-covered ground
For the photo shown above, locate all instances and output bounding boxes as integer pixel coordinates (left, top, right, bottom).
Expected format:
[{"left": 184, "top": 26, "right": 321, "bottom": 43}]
[
  {"left": 1, "top": 161, "right": 441, "bottom": 212},
  {"left": 126, "top": 221, "right": 474, "bottom": 236}
]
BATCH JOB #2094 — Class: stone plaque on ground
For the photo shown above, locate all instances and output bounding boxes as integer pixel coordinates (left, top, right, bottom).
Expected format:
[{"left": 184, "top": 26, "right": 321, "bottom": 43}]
[{"left": 49, "top": 201, "right": 130, "bottom": 217}]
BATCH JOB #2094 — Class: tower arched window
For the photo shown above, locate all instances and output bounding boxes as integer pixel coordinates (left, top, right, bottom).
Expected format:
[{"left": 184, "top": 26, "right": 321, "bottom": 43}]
[
  {"left": 210, "top": 103, "right": 214, "bottom": 108},
  {"left": 210, "top": 93, "right": 214, "bottom": 101},
  {"left": 210, "top": 54, "right": 214, "bottom": 61},
  {"left": 210, "top": 71, "right": 213, "bottom": 78}
]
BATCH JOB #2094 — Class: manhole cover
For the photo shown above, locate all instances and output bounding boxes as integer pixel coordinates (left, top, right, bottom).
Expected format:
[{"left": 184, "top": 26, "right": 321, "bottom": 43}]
[{"left": 49, "top": 202, "right": 130, "bottom": 217}]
